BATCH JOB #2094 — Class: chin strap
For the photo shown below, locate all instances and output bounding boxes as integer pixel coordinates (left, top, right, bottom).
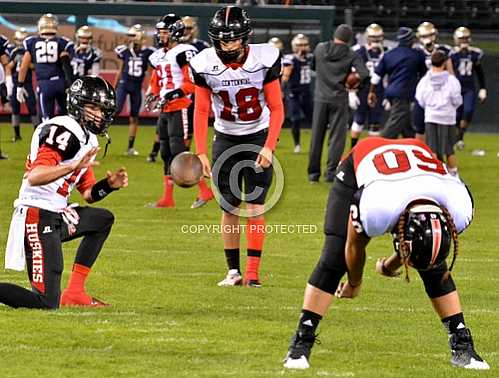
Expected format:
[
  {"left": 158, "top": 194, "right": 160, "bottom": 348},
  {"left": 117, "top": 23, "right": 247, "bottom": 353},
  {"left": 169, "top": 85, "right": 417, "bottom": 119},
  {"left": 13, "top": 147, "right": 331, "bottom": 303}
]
[{"left": 102, "top": 131, "right": 111, "bottom": 158}]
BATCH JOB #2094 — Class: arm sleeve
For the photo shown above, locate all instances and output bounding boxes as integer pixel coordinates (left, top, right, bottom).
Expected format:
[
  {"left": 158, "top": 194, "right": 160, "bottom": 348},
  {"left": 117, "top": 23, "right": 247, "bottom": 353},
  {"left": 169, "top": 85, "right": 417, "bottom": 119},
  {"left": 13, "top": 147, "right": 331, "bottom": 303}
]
[
  {"left": 194, "top": 85, "right": 212, "bottom": 155},
  {"left": 76, "top": 167, "right": 97, "bottom": 194},
  {"left": 31, "top": 145, "right": 63, "bottom": 169},
  {"left": 180, "top": 65, "right": 195, "bottom": 95},
  {"left": 474, "top": 63, "right": 486, "bottom": 89},
  {"left": 61, "top": 55, "right": 74, "bottom": 85},
  {"left": 149, "top": 69, "right": 160, "bottom": 96},
  {"left": 263, "top": 79, "right": 284, "bottom": 150}
]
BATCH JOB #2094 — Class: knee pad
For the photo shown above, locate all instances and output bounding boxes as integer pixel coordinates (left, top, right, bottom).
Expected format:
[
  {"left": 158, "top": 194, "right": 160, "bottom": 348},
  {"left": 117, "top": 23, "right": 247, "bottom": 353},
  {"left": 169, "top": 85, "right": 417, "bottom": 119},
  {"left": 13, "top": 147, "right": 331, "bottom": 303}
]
[
  {"left": 418, "top": 262, "right": 456, "bottom": 299},
  {"left": 351, "top": 121, "right": 364, "bottom": 134},
  {"left": 308, "top": 234, "right": 347, "bottom": 294}
]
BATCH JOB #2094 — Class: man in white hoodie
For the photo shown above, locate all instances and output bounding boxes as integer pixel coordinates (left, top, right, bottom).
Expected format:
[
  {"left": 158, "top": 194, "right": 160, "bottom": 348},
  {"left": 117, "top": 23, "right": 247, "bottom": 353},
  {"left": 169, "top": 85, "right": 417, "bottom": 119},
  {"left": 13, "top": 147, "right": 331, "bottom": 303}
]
[{"left": 415, "top": 50, "right": 462, "bottom": 176}]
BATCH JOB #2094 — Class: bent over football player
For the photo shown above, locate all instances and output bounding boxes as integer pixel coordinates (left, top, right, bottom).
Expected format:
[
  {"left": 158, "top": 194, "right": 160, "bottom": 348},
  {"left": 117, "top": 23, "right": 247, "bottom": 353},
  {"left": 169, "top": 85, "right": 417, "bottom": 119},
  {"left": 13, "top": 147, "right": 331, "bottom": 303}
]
[
  {"left": 146, "top": 14, "right": 213, "bottom": 208},
  {"left": 191, "top": 6, "right": 284, "bottom": 287},
  {"left": 2, "top": 76, "right": 128, "bottom": 309},
  {"left": 284, "top": 137, "right": 489, "bottom": 370}
]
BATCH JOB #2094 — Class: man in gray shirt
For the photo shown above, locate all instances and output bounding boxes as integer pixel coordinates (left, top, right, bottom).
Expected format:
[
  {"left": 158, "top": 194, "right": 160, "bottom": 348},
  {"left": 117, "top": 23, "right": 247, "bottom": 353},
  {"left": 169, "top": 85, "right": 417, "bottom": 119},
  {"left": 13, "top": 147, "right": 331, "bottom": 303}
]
[{"left": 308, "top": 24, "right": 369, "bottom": 183}]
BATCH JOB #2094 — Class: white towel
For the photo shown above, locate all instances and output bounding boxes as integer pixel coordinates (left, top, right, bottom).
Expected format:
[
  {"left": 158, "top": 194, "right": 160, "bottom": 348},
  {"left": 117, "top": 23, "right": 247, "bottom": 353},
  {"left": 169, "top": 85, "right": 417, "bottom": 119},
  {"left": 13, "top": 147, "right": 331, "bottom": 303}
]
[{"left": 5, "top": 206, "right": 27, "bottom": 271}]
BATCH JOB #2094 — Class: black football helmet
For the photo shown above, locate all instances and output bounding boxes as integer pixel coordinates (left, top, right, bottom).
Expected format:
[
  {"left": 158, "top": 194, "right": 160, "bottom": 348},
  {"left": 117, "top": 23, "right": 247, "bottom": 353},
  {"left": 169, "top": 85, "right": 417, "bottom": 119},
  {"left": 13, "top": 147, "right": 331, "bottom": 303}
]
[
  {"left": 208, "top": 6, "right": 252, "bottom": 62},
  {"left": 393, "top": 204, "right": 452, "bottom": 271},
  {"left": 67, "top": 76, "right": 116, "bottom": 136},
  {"left": 155, "top": 14, "right": 184, "bottom": 47}
]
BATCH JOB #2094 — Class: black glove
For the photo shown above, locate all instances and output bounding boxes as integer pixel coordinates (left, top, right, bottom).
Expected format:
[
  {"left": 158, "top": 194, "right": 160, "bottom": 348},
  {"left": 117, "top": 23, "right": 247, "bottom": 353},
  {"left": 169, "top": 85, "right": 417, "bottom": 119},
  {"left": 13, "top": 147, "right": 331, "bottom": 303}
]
[{"left": 155, "top": 88, "right": 185, "bottom": 111}]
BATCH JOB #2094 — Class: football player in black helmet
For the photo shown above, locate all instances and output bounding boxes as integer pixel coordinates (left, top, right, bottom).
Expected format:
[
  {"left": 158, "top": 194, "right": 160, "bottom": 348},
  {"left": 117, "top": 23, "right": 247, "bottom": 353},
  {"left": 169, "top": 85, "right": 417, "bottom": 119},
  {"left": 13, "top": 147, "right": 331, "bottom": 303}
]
[
  {"left": 284, "top": 138, "right": 489, "bottom": 370},
  {"left": 2, "top": 75, "right": 128, "bottom": 310},
  {"left": 207, "top": 6, "right": 252, "bottom": 63}
]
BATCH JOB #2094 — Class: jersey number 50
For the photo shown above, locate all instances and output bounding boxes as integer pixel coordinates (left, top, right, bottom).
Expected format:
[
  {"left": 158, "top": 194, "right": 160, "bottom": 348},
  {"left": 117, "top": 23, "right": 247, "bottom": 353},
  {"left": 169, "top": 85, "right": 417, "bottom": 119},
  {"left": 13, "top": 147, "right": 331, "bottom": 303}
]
[
  {"left": 35, "top": 41, "right": 58, "bottom": 63},
  {"left": 219, "top": 88, "right": 262, "bottom": 122},
  {"left": 373, "top": 148, "right": 446, "bottom": 175}
]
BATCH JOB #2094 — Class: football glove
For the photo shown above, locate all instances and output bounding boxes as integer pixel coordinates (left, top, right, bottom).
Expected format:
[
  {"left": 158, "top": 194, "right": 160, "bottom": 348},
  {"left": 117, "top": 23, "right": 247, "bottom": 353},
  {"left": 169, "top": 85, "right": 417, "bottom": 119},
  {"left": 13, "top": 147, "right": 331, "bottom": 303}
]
[
  {"left": 144, "top": 93, "right": 158, "bottom": 112},
  {"left": 348, "top": 90, "right": 360, "bottom": 110},
  {"left": 61, "top": 203, "right": 80, "bottom": 236},
  {"left": 16, "top": 86, "right": 28, "bottom": 103},
  {"left": 478, "top": 88, "right": 487, "bottom": 102}
]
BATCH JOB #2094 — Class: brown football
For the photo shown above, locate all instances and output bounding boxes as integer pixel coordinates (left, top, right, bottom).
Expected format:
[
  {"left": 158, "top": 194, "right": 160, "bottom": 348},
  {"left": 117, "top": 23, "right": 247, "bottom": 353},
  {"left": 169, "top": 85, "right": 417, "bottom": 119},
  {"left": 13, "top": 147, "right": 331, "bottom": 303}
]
[
  {"left": 170, "top": 152, "right": 203, "bottom": 188},
  {"left": 345, "top": 72, "right": 361, "bottom": 89}
]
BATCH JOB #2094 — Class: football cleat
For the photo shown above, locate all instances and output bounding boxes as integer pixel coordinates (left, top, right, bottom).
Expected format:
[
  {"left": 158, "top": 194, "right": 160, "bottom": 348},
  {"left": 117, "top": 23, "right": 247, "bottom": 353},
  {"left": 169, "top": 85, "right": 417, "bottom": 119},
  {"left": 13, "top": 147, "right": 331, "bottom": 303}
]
[
  {"left": 245, "top": 279, "right": 262, "bottom": 288},
  {"left": 60, "top": 291, "right": 109, "bottom": 307},
  {"left": 126, "top": 148, "right": 139, "bottom": 156},
  {"left": 147, "top": 153, "right": 157, "bottom": 163},
  {"left": 293, "top": 145, "right": 301, "bottom": 154},
  {"left": 449, "top": 328, "right": 490, "bottom": 370},
  {"left": 217, "top": 269, "right": 242, "bottom": 287},
  {"left": 455, "top": 140, "right": 465, "bottom": 150},
  {"left": 283, "top": 330, "right": 317, "bottom": 369},
  {"left": 190, "top": 194, "right": 214, "bottom": 209},
  {"left": 0, "top": 153, "right": 8, "bottom": 160},
  {"left": 12, "top": 135, "right": 22, "bottom": 142}
]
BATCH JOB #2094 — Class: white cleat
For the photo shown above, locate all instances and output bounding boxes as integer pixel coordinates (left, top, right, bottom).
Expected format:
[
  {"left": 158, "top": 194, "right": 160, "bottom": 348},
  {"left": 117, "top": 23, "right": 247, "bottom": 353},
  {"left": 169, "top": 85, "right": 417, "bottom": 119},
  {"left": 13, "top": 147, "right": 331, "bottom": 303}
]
[
  {"left": 217, "top": 269, "right": 242, "bottom": 287},
  {"left": 283, "top": 355, "right": 310, "bottom": 369},
  {"left": 455, "top": 140, "right": 465, "bottom": 150},
  {"left": 463, "top": 358, "right": 490, "bottom": 370},
  {"left": 126, "top": 148, "right": 139, "bottom": 156},
  {"left": 293, "top": 144, "right": 301, "bottom": 154}
]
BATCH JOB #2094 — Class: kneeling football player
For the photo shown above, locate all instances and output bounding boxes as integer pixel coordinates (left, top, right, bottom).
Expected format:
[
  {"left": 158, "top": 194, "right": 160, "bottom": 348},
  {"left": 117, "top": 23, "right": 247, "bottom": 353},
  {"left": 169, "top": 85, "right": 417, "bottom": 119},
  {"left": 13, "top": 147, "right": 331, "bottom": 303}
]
[{"left": 3, "top": 76, "right": 127, "bottom": 309}]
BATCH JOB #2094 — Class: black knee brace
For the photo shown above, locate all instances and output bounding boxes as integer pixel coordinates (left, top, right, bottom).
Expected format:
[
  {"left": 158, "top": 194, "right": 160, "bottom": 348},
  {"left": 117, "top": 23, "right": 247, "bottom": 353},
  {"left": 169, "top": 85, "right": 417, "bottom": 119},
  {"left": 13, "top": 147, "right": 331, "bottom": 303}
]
[
  {"left": 308, "top": 234, "right": 348, "bottom": 294},
  {"left": 417, "top": 262, "right": 457, "bottom": 299}
]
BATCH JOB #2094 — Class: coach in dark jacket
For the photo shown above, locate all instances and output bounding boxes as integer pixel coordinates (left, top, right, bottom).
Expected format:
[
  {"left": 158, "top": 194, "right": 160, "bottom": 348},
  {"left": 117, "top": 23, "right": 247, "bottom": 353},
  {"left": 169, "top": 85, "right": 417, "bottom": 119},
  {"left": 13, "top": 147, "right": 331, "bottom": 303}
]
[
  {"left": 308, "top": 24, "right": 369, "bottom": 183},
  {"left": 368, "top": 27, "right": 427, "bottom": 139}
]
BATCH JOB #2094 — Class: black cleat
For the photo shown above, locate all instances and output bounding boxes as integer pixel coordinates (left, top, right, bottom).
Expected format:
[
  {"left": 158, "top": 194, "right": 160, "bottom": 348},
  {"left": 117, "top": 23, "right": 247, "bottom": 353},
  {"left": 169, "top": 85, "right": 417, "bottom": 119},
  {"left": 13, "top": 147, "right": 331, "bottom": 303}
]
[
  {"left": 283, "top": 330, "right": 317, "bottom": 369},
  {"left": 147, "top": 153, "right": 157, "bottom": 163},
  {"left": 449, "top": 328, "right": 489, "bottom": 369}
]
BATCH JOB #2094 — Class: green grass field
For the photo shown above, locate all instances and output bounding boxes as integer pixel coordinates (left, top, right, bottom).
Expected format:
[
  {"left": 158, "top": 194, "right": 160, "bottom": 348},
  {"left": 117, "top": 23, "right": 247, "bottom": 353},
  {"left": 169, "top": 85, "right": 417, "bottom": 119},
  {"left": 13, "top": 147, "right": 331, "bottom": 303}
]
[{"left": 0, "top": 124, "right": 498, "bottom": 377}]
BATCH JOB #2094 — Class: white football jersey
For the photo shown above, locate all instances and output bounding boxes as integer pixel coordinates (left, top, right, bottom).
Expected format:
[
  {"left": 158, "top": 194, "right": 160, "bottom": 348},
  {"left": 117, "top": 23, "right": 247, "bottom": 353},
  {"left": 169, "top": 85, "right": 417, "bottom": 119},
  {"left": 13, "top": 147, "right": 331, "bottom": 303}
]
[
  {"left": 190, "top": 43, "right": 281, "bottom": 136},
  {"left": 350, "top": 138, "right": 473, "bottom": 237},
  {"left": 14, "top": 116, "right": 98, "bottom": 212},
  {"left": 149, "top": 44, "right": 197, "bottom": 97}
]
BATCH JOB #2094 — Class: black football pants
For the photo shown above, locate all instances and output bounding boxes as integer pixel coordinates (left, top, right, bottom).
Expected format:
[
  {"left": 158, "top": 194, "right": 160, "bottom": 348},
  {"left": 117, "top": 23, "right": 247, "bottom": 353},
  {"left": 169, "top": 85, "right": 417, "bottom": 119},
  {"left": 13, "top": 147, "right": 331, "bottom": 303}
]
[{"left": 0, "top": 206, "right": 114, "bottom": 309}]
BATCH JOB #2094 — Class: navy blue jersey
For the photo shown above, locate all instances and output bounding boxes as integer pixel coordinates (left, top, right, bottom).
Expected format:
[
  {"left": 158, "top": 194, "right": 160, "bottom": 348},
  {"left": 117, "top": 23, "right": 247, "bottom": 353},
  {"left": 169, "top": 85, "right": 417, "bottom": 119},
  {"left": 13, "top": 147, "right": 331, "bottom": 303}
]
[
  {"left": 24, "top": 36, "right": 73, "bottom": 80},
  {"left": 0, "top": 35, "right": 9, "bottom": 57},
  {"left": 283, "top": 53, "right": 313, "bottom": 92},
  {"left": 414, "top": 43, "right": 452, "bottom": 70},
  {"left": 191, "top": 39, "right": 210, "bottom": 52},
  {"left": 353, "top": 45, "right": 386, "bottom": 92},
  {"left": 374, "top": 46, "right": 426, "bottom": 100},
  {"left": 8, "top": 44, "right": 32, "bottom": 83},
  {"left": 115, "top": 44, "right": 155, "bottom": 83},
  {"left": 70, "top": 47, "right": 102, "bottom": 78},
  {"left": 450, "top": 47, "right": 483, "bottom": 92}
]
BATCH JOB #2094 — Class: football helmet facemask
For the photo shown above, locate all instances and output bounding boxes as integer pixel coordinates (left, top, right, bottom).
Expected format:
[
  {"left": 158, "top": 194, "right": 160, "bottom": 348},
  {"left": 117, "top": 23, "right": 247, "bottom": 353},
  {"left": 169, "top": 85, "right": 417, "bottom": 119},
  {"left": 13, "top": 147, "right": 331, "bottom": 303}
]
[
  {"left": 454, "top": 27, "right": 471, "bottom": 50},
  {"left": 417, "top": 22, "right": 437, "bottom": 51},
  {"left": 67, "top": 76, "right": 116, "bottom": 136},
  {"left": 208, "top": 6, "right": 252, "bottom": 63},
  {"left": 14, "top": 28, "right": 28, "bottom": 47},
  {"left": 392, "top": 204, "right": 452, "bottom": 271},
  {"left": 155, "top": 14, "right": 184, "bottom": 48},
  {"left": 366, "top": 23, "right": 384, "bottom": 50},
  {"left": 76, "top": 25, "right": 93, "bottom": 50},
  {"left": 38, "top": 13, "right": 58, "bottom": 38},
  {"left": 291, "top": 34, "right": 310, "bottom": 55}
]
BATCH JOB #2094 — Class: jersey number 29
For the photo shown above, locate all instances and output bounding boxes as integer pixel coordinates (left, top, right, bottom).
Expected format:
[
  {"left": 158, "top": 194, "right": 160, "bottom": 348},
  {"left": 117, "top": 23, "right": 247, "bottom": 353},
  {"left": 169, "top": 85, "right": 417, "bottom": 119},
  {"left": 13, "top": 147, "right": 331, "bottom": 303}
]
[{"left": 35, "top": 41, "right": 58, "bottom": 63}]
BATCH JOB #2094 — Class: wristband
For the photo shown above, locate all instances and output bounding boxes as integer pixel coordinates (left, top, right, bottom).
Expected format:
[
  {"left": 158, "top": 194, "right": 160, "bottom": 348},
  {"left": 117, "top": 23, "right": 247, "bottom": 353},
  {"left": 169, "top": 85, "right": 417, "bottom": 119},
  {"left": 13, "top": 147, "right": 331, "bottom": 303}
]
[
  {"left": 90, "top": 178, "right": 117, "bottom": 202},
  {"left": 17, "top": 82, "right": 24, "bottom": 88}
]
